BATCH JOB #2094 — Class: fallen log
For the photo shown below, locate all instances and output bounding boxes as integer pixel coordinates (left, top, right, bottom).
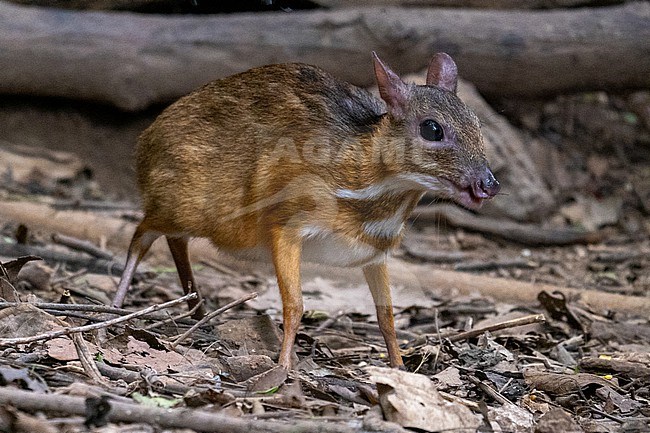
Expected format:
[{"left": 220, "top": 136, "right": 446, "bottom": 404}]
[
  {"left": 6, "top": 0, "right": 169, "bottom": 10},
  {"left": 0, "top": 2, "right": 648, "bottom": 110},
  {"left": 388, "top": 260, "right": 650, "bottom": 315},
  {"left": 0, "top": 387, "right": 366, "bottom": 433},
  {"left": 6, "top": 0, "right": 624, "bottom": 10},
  {"left": 312, "top": 0, "right": 624, "bottom": 9}
]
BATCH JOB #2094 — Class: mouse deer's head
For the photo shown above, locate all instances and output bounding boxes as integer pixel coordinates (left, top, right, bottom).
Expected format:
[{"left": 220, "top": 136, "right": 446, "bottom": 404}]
[{"left": 372, "top": 52, "right": 500, "bottom": 209}]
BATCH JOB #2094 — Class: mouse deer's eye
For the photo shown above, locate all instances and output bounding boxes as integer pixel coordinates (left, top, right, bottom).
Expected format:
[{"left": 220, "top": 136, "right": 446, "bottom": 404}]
[{"left": 419, "top": 119, "right": 444, "bottom": 141}]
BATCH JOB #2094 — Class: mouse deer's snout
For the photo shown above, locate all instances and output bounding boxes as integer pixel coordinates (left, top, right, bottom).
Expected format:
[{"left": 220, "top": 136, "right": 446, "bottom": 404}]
[{"left": 470, "top": 167, "right": 500, "bottom": 200}]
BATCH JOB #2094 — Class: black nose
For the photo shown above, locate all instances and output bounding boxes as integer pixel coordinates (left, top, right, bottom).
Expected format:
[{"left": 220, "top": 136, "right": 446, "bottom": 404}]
[{"left": 471, "top": 168, "right": 500, "bottom": 199}]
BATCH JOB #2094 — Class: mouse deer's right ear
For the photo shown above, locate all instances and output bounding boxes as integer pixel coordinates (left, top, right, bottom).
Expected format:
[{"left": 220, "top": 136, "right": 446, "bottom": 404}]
[
  {"left": 426, "top": 52, "right": 458, "bottom": 93},
  {"left": 373, "top": 52, "right": 408, "bottom": 119}
]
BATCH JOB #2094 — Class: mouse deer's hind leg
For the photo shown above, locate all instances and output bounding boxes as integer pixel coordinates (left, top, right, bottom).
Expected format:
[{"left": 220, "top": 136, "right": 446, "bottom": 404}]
[
  {"left": 113, "top": 223, "right": 160, "bottom": 308},
  {"left": 166, "top": 236, "right": 206, "bottom": 319}
]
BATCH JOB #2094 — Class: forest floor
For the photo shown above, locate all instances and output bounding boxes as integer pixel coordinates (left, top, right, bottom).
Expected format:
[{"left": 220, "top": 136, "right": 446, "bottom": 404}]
[{"left": 0, "top": 91, "right": 649, "bottom": 433}]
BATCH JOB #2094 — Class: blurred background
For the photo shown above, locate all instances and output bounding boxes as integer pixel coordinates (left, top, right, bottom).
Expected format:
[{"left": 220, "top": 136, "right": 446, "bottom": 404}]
[{"left": 0, "top": 1, "right": 648, "bottom": 298}]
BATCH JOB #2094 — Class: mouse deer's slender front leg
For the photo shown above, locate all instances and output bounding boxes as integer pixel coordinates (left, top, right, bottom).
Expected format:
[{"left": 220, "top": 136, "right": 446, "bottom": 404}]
[
  {"left": 363, "top": 262, "right": 404, "bottom": 368},
  {"left": 270, "top": 225, "right": 304, "bottom": 369}
]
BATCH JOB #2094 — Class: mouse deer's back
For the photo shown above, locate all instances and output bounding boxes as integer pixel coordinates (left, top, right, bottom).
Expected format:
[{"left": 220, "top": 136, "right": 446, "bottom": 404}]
[{"left": 133, "top": 63, "right": 388, "bottom": 251}]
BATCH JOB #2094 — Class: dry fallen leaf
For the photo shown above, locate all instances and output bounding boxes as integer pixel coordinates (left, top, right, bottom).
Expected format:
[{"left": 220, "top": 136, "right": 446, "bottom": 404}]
[
  {"left": 0, "top": 256, "right": 43, "bottom": 302},
  {"left": 560, "top": 194, "right": 623, "bottom": 231},
  {"left": 595, "top": 386, "right": 641, "bottom": 414},
  {"left": 14, "top": 260, "right": 51, "bottom": 292},
  {"left": 366, "top": 366, "right": 480, "bottom": 432},
  {"left": 534, "top": 407, "right": 583, "bottom": 433},
  {"left": 521, "top": 394, "right": 550, "bottom": 415},
  {"left": 0, "top": 277, "right": 17, "bottom": 302},
  {"left": 0, "top": 304, "right": 63, "bottom": 338},
  {"left": 432, "top": 366, "right": 464, "bottom": 388},
  {"left": 46, "top": 337, "right": 83, "bottom": 362},
  {"left": 0, "top": 366, "right": 49, "bottom": 393},
  {"left": 214, "top": 315, "right": 283, "bottom": 359},
  {"left": 221, "top": 355, "right": 276, "bottom": 382},
  {"left": 0, "top": 143, "right": 85, "bottom": 190},
  {"left": 488, "top": 404, "right": 535, "bottom": 433},
  {"left": 0, "top": 406, "right": 58, "bottom": 433},
  {"left": 580, "top": 355, "right": 650, "bottom": 384},
  {"left": 243, "top": 365, "right": 288, "bottom": 393},
  {"left": 103, "top": 336, "right": 211, "bottom": 378},
  {"left": 523, "top": 369, "right": 618, "bottom": 395},
  {"left": 2, "top": 256, "right": 42, "bottom": 284}
]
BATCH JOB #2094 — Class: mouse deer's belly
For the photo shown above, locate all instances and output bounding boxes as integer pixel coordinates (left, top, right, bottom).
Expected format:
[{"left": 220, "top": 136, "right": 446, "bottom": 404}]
[
  {"left": 218, "top": 195, "right": 413, "bottom": 267},
  {"left": 219, "top": 228, "right": 386, "bottom": 267},
  {"left": 300, "top": 226, "right": 386, "bottom": 267},
  {"left": 300, "top": 195, "right": 415, "bottom": 267}
]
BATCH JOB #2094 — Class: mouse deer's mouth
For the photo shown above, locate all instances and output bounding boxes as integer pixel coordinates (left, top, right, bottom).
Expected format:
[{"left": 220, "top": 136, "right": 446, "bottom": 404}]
[
  {"left": 440, "top": 178, "right": 485, "bottom": 210},
  {"left": 441, "top": 168, "right": 500, "bottom": 211}
]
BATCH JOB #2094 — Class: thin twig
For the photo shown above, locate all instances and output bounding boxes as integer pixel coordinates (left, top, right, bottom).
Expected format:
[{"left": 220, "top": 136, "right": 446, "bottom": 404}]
[
  {"left": 595, "top": 251, "right": 645, "bottom": 264},
  {"left": 50, "top": 268, "right": 88, "bottom": 286},
  {"left": 72, "top": 333, "right": 110, "bottom": 388},
  {"left": 433, "top": 308, "right": 442, "bottom": 370},
  {"left": 468, "top": 375, "right": 514, "bottom": 407},
  {"left": 0, "top": 301, "right": 197, "bottom": 325},
  {"left": 51, "top": 233, "right": 114, "bottom": 260},
  {"left": 315, "top": 310, "right": 346, "bottom": 333},
  {"left": 199, "top": 260, "right": 240, "bottom": 278},
  {"left": 170, "top": 292, "right": 258, "bottom": 347},
  {"left": 51, "top": 199, "right": 138, "bottom": 212},
  {"left": 589, "top": 407, "right": 624, "bottom": 423},
  {"left": 142, "top": 299, "right": 204, "bottom": 331},
  {"left": 0, "top": 242, "right": 124, "bottom": 276},
  {"left": 333, "top": 321, "right": 419, "bottom": 341},
  {"left": 44, "top": 310, "right": 106, "bottom": 322},
  {"left": 454, "top": 259, "right": 537, "bottom": 272},
  {"left": 439, "top": 390, "right": 481, "bottom": 410},
  {"left": 0, "top": 293, "right": 197, "bottom": 347},
  {"left": 416, "top": 314, "right": 546, "bottom": 346},
  {"left": 412, "top": 204, "right": 602, "bottom": 246},
  {"left": 498, "top": 377, "right": 514, "bottom": 395},
  {"left": 444, "top": 314, "right": 546, "bottom": 343},
  {"left": 0, "top": 301, "right": 131, "bottom": 315},
  {"left": 96, "top": 362, "right": 251, "bottom": 398}
]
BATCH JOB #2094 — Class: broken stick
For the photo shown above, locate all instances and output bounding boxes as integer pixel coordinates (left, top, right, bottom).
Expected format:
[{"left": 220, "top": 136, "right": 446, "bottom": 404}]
[
  {"left": 0, "top": 387, "right": 364, "bottom": 433},
  {"left": 0, "top": 293, "right": 197, "bottom": 347}
]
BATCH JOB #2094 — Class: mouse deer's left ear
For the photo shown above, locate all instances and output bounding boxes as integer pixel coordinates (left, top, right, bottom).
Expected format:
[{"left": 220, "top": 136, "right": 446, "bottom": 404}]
[
  {"left": 372, "top": 52, "right": 408, "bottom": 119},
  {"left": 426, "top": 52, "right": 458, "bottom": 93}
]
